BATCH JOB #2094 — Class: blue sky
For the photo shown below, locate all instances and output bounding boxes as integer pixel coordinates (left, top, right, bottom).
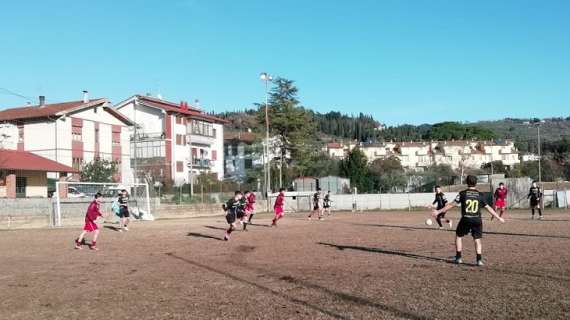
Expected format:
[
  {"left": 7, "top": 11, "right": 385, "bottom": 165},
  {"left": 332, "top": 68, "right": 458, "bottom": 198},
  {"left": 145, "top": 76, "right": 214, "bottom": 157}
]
[{"left": 1, "top": 0, "right": 569, "bottom": 125}]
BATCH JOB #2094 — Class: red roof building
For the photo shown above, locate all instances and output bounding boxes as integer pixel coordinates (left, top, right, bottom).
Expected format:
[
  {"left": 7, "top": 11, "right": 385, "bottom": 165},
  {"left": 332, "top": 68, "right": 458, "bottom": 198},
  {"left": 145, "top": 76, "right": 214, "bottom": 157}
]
[
  {"left": 0, "top": 93, "right": 134, "bottom": 186},
  {"left": 0, "top": 149, "right": 77, "bottom": 198}
]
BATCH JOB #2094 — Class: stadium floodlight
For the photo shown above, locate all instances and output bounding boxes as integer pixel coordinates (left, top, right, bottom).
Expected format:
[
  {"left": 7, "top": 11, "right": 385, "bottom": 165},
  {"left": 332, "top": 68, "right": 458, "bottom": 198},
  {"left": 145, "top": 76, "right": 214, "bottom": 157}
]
[{"left": 260, "top": 72, "right": 272, "bottom": 81}]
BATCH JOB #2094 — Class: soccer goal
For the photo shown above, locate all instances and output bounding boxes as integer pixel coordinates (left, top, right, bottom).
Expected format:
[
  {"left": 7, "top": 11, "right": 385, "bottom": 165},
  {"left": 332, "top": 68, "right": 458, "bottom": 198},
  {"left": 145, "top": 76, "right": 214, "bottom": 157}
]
[
  {"left": 268, "top": 191, "right": 313, "bottom": 213},
  {"left": 52, "top": 182, "right": 152, "bottom": 227}
]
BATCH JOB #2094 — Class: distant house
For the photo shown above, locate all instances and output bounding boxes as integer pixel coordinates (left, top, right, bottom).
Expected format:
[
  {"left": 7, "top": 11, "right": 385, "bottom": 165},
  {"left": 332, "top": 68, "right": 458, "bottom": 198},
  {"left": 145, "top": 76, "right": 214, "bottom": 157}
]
[
  {"left": 224, "top": 131, "right": 261, "bottom": 182},
  {"left": 114, "top": 95, "right": 228, "bottom": 185},
  {"left": 328, "top": 140, "right": 520, "bottom": 171},
  {"left": 0, "top": 92, "right": 133, "bottom": 184}
]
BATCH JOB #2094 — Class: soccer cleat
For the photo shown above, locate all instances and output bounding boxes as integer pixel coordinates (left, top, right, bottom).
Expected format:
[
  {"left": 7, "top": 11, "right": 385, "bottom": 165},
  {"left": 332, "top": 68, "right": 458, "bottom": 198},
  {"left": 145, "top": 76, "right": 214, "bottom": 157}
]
[
  {"left": 448, "top": 220, "right": 453, "bottom": 228},
  {"left": 124, "top": 226, "right": 129, "bottom": 231},
  {"left": 90, "top": 246, "right": 99, "bottom": 251},
  {"left": 74, "top": 240, "right": 82, "bottom": 250},
  {"left": 454, "top": 257, "right": 463, "bottom": 265},
  {"left": 539, "top": 216, "right": 544, "bottom": 220},
  {"left": 223, "top": 234, "right": 230, "bottom": 241},
  {"left": 476, "top": 260, "right": 484, "bottom": 267}
]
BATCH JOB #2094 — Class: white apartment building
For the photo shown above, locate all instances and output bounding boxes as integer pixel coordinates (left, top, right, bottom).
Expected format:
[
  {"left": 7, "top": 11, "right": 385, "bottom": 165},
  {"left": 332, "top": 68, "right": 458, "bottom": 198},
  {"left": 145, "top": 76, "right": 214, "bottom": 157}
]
[
  {"left": 326, "top": 140, "right": 520, "bottom": 171},
  {"left": 0, "top": 93, "right": 133, "bottom": 184},
  {"left": 114, "top": 95, "right": 227, "bottom": 185}
]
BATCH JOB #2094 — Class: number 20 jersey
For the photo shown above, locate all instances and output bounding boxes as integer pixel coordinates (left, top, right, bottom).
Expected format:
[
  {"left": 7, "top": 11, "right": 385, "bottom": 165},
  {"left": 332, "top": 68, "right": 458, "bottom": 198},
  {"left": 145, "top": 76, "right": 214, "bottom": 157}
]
[{"left": 454, "top": 189, "right": 488, "bottom": 218}]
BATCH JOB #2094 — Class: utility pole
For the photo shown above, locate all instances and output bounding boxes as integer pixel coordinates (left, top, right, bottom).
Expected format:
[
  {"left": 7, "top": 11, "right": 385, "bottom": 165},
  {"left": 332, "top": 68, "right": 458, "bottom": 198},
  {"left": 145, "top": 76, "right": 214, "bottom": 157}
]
[
  {"left": 260, "top": 72, "right": 272, "bottom": 211},
  {"left": 537, "top": 124, "right": 542, "bottom": 184},
  {"left": 188, "top": 117, "right": 194, "bottom": 196},
  {"left": 133, "top": 98, "right": 138, "bottom": 199}
]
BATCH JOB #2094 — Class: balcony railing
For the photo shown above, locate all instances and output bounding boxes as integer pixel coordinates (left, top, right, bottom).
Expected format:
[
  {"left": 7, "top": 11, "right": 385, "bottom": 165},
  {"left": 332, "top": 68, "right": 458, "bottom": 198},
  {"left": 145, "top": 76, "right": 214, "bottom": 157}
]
[{"left": 188, "top": 159, "right": 213, "bottom": 168}]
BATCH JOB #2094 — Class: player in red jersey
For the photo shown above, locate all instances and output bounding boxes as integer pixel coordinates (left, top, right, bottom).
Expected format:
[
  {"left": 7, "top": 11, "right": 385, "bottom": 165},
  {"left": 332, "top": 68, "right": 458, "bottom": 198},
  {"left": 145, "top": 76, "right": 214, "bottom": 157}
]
[
  {"left": 492, "top": 182, "right": 508, "bottom": 220},
  {"left": 74, "top": 193, "right": 108, "bottom": 250},
  {"left": 271, "top": 188, "right": 286, "bottom": 227},
  {"left": 242, "top": 190, "right": 256, "bottom": 230}
]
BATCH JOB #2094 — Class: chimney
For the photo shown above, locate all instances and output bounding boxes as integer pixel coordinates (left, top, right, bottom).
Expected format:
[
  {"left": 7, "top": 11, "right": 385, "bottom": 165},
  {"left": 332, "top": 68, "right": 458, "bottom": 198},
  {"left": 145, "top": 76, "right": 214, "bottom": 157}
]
[
  {"left": 39, "top": 96, "right": 46, "bottom": 107},
  {"left": 180, "top": 101, "right": 189, "bottom": 111},
  {"left": 82, "top": 90, "right": 89, "bottom": 103}
]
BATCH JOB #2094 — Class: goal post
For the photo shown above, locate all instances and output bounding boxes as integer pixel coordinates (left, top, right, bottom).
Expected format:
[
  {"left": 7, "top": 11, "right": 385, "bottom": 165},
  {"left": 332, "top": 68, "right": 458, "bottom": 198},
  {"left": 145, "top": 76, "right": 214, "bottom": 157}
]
[
  {"left": 268, "top": 191, "right": 312, "bottom": 213},
  {"left": 53, "top": 182, "right": 152, "bottom": 227}
]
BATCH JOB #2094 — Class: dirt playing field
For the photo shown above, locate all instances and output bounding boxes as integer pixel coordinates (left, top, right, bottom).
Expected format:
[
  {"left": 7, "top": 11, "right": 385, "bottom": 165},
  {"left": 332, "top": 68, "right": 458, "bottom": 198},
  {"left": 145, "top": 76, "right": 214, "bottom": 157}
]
[{"left": 1, "top": 209, "right": 569, "bottom": 320}]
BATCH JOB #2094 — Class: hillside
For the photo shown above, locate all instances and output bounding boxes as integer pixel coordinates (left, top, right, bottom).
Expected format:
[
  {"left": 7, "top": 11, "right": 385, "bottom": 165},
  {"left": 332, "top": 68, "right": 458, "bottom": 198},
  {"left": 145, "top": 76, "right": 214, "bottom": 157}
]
[{"left": 217, "top": 109, "right": 570, "bottom": 150}]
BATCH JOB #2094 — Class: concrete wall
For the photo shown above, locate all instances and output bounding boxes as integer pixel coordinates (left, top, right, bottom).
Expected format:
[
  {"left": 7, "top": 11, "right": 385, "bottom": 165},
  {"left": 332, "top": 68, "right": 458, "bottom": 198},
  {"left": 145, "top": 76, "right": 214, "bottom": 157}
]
[{"left": 269, "top": 192, "right": 459, "bottom": 212}]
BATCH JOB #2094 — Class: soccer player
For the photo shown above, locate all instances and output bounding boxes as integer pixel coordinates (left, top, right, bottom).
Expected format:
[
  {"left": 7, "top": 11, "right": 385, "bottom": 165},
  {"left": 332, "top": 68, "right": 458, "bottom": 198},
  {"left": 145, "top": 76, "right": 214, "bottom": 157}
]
[
  {"left": 271, "top": 188, "right": 286, "bottom": 227},
  {"left": 223, "top": 191, "right": 245, "bottom": 241},
  {"left": 324, "top": 191, "right": 333, "bottom": 216},
  {"left": 432, "top": 185, "right": 452, "bottom": 229},
  {"left": 492, "top": 182, "right": 508, "bottom": 220},
  {"left": 433, "top": 175, "right": 505, "bottom": 266},
  {"left": 528, "top": 181, "right": 543, "bottom": 220},
  {"left": 308, "top": 188, "right": 324, "bottom": 220},
  {"left": 118, "top": 189, "right": 130, "bottom": 231},
  {"left": 242, "top": 190, "right": 256, "bottom": 230},
  {"left": 74, "top": 193, "right": 108, "bottom": 250}
]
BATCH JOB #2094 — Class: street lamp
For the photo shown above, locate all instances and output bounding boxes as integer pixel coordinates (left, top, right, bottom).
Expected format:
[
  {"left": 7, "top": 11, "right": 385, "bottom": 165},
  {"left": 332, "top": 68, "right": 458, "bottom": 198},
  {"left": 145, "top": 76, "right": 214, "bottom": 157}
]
[
  {"left": 531, "top": 119, "right": 545, "bottom": 184},
  {"left": 260, "top": 72, "right": 272, "bottom": 209}
]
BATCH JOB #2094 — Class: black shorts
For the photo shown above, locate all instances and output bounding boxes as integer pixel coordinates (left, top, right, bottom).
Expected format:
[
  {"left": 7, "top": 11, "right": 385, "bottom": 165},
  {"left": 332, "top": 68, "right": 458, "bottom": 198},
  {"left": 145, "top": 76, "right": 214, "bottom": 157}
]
[
  {"left": 456, "top": 217, "right": 483, "bottom": 239},
  {"left": 436, "top": 211, "right": 446, "bottom": 219},
  {"left": 119, "top": 207, "right": 130, "bottom": 218},
  {"left": 226, "top": 212, "right": 236, "bottom": 224},
  {"left": 530, "top": 199, "right": 539, "bottom": 207}
]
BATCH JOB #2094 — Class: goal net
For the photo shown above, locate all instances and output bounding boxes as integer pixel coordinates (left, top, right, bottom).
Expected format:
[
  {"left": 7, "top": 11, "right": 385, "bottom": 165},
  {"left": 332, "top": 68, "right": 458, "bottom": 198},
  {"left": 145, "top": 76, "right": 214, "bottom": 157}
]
[
  {"left": 268, "top": 192, "right": 313, "bottom": 213},
  {"left": 52, "top": 182, "right": 153, "bottom": 227}
]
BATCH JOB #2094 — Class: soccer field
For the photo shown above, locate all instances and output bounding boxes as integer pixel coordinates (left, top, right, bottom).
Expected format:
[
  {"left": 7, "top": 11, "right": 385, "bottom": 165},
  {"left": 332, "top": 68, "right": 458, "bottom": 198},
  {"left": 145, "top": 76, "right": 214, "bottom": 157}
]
[{"left": 1, "top": 210, "right": 569, "bottom": 320}]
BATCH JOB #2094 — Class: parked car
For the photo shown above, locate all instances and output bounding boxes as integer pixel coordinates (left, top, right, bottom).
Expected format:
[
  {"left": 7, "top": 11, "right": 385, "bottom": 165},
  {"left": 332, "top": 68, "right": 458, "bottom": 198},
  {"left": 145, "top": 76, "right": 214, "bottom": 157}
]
[{"left": 67, "top": 187, "right": 86, "bottom": 198}]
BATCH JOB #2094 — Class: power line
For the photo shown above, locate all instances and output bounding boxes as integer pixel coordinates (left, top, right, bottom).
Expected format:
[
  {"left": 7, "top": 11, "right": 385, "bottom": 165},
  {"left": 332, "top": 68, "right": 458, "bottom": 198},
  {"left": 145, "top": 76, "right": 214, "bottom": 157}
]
[{"left": 0, "top": 87, "right": 33, "bottom": 103}]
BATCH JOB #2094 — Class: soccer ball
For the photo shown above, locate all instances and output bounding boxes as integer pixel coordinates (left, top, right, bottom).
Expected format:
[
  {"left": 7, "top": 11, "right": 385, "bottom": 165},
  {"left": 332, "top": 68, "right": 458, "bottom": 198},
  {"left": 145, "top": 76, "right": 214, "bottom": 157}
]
[{"left": 425, "top": 218, "right": 433, "bottom": 226}]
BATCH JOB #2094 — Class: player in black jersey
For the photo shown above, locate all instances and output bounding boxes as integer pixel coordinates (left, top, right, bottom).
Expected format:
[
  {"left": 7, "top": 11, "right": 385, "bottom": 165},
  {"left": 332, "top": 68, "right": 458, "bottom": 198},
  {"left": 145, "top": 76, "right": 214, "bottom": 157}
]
[
  {"left": 527, "top": 181, "right": 543, "bottom": 220},
  {"left": 431, "top": 186, "right": 452, "bottom": 229},
  {"left": 433, "top": 175, "right": 504, "bottom": 266}
]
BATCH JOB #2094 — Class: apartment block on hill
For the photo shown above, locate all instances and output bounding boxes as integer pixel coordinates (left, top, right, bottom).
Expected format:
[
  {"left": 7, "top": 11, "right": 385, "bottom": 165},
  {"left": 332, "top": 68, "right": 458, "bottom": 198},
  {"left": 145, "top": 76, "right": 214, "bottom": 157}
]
[{"left": 326, "top": 140, "right": 520, "bottom": 171}]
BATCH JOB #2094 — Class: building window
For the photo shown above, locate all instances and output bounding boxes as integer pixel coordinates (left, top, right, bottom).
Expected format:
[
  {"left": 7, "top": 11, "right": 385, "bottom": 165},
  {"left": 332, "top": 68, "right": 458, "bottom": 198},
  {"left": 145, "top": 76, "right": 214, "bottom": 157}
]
[
  {"left": 191, "top": 120, "right": 214, "bottom": 137},
  {"left": 72, "top": 157, "right": 83, "bottom": 171},
  {"left": 17, "top": 124, "right": 24, "bottom": 143},
  {"left": 176, "top": 116, "right": 182, "bottom": 125},
  {"left": 72, "top": 127, "right": 83, "bottom": 142},
  {"left": 245, "top": 158, "right": 253, "bottom": 169},
  {"left": 212, "top": 128, "right": 217, "bottom": 138},
  {"left": 176, "top": 134, "right": 186, "bottom": 145},
  {"left": 95, "top": 127, "right": 99, "bottom": 144},
  {"left": 112, "top": 133, "right": 120, "bottom": 146},
  {"left": 176, "top": 161, "right": 184, "bottom": 172},
  {"left": 212, "top": 150, "right": 217, "bottom": 161}
]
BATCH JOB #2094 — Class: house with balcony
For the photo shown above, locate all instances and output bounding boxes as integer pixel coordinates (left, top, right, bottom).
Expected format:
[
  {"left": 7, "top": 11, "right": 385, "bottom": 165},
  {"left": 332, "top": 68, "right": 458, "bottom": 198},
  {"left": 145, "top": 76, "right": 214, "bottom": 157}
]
[
  {"left": 224, "top": 131, "right": 264, "bottom": 182},
  {"left": 0, "top": 93, "right": 133, "bottom": 188},
  {"left": 114, "top": 95, "right": 227, "bottom": 186}
]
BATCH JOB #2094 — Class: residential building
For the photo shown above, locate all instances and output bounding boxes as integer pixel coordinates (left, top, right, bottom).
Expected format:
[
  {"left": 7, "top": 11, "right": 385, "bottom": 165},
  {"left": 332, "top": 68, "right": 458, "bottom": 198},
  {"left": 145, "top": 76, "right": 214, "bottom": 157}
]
[
  {"left": 114, "top": 95, "right": 227, "bottom": 185},
  {"left": 0, "top": 93, "right": 133, "bottom": 184},
  {"left": 224, "top": 131, "right": 262, "bottom": 182},
  {"left": 327, "top": 140, "right": 520, "bottom": 171}
]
